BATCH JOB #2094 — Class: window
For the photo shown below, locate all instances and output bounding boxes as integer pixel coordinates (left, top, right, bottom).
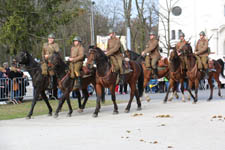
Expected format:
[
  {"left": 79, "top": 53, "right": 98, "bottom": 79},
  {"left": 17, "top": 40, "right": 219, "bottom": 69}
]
[
  {"left": 178, "top": 30, "right": 182, "bottom": 39},
  {"left": 171, "top": 30, "right": 176, "bottom": 40}
]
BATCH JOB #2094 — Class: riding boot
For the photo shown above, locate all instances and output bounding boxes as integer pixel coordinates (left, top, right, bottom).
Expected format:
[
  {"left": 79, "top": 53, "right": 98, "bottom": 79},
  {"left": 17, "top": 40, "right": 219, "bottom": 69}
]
[
  {"left": 119, "top": 74, "right": 126, "bottom": 85},
  {"left": 73, "top": 77, "right": 81, "bottom": 90},
  {"left": 153, "top": 68, "right": 158, "bottom": 78},
  {"left": 49, "top": 76, "right": 54, "bottom": 89}
]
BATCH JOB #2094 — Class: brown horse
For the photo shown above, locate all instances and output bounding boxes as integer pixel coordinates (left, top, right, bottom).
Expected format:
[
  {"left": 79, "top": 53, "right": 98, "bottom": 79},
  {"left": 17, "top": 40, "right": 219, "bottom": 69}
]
[
  {"left": 87, "top": 46, "right": 144, "bottom": 117},
  {"left": 49, "top": 52, "right": 99, "bottom": 117},
  {"left": 124, "top": 50, "right": 177, "bottom": 101},
  {"left": 182, "top": 43, "right": 225, "bottom": 103},
  {"left": 164, "top": 49, "right": 194, "bottom": 103}
]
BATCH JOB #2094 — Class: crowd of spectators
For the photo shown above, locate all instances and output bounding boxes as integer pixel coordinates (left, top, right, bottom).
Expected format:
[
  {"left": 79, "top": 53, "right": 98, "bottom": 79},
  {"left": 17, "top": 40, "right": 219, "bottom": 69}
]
[{"left": 0, "top": 60, "right": 29, "bottom": 104}]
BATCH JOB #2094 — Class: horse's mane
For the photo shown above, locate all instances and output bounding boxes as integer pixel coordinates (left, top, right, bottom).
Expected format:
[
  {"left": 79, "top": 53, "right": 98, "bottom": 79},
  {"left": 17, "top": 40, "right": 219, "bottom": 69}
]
[{"left": 89, "top": 46, "right": 109, "bottom": 63}]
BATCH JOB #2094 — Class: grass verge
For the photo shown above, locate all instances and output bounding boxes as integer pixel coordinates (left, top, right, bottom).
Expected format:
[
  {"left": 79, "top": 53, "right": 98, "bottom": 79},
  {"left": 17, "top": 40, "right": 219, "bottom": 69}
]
[{"left": 0, "top": 99, "right": 126, "bottom": 120}]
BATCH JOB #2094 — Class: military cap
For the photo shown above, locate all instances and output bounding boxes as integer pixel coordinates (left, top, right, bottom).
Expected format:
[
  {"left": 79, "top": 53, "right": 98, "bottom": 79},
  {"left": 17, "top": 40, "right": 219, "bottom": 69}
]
[
  {"left": 73, "top": 36, "right": 82, "bottom": 42},
  {"left": 48, "top": 33, "right": 55, "bottom": 39},
  {"left": 149, "top": 31, "right": 156, "bottom": 36},
  {"left": 199, "top": 31, "right": 206, "bottom": 36},
  {"left": 179, "top": 32, "right": 185, "bottom": 37}
]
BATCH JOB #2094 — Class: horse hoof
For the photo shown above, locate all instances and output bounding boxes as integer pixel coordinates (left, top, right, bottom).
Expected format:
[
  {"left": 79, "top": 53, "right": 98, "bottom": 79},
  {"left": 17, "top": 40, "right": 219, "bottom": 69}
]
[
  {"left": 92, "top": 114, "right": 98, "bottom": 118},
  {"left": 67, "top": 113, "right": 72, "bottom": 117},
  {"left": 54, "top": 114, "right": 59, "bottom": 118},
  {"left": 124, "top": 109, "right": 130, "bottom": 113},
  {"left": 26, "top": 116, "right": 31, "bottom": 119},
  {"left": 77, "top": 109, "right": 83, "bottom": 113},
  {"left": 192, "top": 102, "right": 197, "bottom": 104},
  {"left": 163, "top": 101, "right": 167, "bottom": 104},
  {"left": 182, "top": 100, "right": 186, "bottom": 103},
  {"left": 207, "top": 99, "right": 212, "bottom": 101},
  {"left": 168, "top": 98, "right": 172, "bottom": 101},
  {"left": 113, "top": 111, "right": 119, "bottom": 115},
  {"left": 137, "top": 107, "right": 142, "bottom": 111},
  {"left": 146, "top": 98, "right": 151, "bottom": 102},
  {"left": 48, "top": 113, "right": 52, "bottom": 116}
]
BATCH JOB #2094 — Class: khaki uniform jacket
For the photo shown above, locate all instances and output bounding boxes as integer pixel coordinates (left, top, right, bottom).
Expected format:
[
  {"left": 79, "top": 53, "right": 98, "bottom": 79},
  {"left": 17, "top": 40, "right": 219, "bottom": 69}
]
[
  {"left": 176, "top": 40, "right": 187, "bottom": 55},
  {"left": 106, "top": 37, "right": 121, "bottom": 56},
  {"left": 143, "top": 39, "right": 160, "bottom": 58},
  {"left": 195, "top": 38, "right": 208, "bottom": 56},
  {"left": 70, "top": 45, "right": 84, "bottom": 63},
  {"left": 42, "top": 43, "right": 59, "bottom": 60}
]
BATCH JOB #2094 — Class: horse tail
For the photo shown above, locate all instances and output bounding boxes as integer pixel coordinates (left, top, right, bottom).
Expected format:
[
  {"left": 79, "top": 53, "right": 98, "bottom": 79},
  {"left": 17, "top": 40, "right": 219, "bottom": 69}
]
[
  {"left": 138, "top": 64, "right": 144, "bottom": 97},
  {"left": 217, "top": 59, "right": 225, "bottom": 78}
]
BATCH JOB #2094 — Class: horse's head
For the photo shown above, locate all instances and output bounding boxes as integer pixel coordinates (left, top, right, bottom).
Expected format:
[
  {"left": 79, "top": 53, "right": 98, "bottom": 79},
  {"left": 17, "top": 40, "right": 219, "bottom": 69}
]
[
  {"left": 169, "top": 48, "right": 179, "bottom": 62},
  {"left": 86, "top": 46, "right": 108, "bottom": 69},
  {"left": 48, "top": 51, "right": 62, "bottom": 68},
  {"left": 182, "top": 42, "right": 193, "bottom": 56},
  {"left": 15, "top": 51, "right": 30, "bottom": 65}
]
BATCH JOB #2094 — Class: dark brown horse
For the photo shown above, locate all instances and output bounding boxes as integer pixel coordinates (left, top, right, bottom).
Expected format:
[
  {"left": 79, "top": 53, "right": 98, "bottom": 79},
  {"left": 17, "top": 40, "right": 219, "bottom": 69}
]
[
  {"left": 16, "top": 51, "right": 53, "bottom": 119},
  {"left": 87, "top": 46, "right": 144, "bottom": 117},
  {"left": 164, "top": 49, "right": 194, "bottom": 103},
  {"left": 182, "top": 43, "right": 224, "bottom": 103},
  {"left": 49, "top": 52, "right": 99, "bottom": 117}
]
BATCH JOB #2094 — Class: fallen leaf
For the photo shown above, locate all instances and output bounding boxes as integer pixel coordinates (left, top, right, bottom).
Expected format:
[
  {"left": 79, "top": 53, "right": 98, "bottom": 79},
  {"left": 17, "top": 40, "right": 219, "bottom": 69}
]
[
  {"left": 126, "top": 130, "right": 131, "bottom": 133},
  {"left": 218, "top": 115, "right": 223, "bottom": 118},
  {"left": 161, "top": 124, "right": 166, "bottom": 126},
  {"left": 121, "top": 136, "right": 124, "bottom": 138},
  {"left": 212, "top": 115, "right": 217, "bottom": 118},
  {"left": 126, "top": 136, "right": 129, "bottom": 139},
  {"left": 168, "top": 146, "right": 173, "bottom": 148},
  {"left": 153, "top": 141, "right": 158, "bottom": 144},
  {"left": 140, "top": 139, "right": 144, "bottom": 142}
]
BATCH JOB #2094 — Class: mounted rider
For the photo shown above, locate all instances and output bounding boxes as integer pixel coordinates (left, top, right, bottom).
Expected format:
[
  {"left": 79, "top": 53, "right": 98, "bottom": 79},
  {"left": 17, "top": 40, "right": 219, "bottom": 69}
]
[
  {"left": 69, "top": 36, "right": 84, "bottom": 90},
  {"left": 142, "top": 31, "right": 161, "bottom": 78},
  {"left": 106, "top": 28, "right": 130, "bottom": 84},
  {"left": 194, "top": 31, "right": 209, "bottom": 75},
  {"left": 41, "top": 33, "right": 60, "bottom": 89},
  {"left": 175, "top": 32, "right": 188, "bottom": 71}
]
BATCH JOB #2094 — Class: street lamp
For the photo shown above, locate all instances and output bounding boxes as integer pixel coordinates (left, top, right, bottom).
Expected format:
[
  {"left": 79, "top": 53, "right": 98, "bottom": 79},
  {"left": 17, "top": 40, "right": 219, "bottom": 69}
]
[{"left": 90, "top": 1, "right": 95, "bottom": 45}]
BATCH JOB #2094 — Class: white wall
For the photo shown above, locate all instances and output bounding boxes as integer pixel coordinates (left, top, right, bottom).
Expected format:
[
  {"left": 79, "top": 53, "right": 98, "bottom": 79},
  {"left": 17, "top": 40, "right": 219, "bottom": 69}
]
[{"left": 158, "top": 0, "right": 225, "bottom": 56}]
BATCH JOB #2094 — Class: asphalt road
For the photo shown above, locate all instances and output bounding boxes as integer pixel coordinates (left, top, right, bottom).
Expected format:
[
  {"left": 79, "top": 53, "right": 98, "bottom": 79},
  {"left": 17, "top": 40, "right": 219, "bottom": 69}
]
[{"left": 1, "top": 89, "right": 225, "bottom": 150}]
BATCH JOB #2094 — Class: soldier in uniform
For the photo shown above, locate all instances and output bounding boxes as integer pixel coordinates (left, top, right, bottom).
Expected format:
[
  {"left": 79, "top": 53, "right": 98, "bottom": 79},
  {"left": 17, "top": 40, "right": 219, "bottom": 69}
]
[
  {"left": 175, "top": 32, "right": 188, "bottom": 71},
  {"left": 69, "top": 36, "right": 84, "bottom": 90},
  {"left": 106, "top": 29, "right": 130, "bottom": 84},
  {"left": 195, "top": 31, "right": 209, "bottom": 75},
  {"left": 141, "top": 31, "right": 161, "bottom": 78},
  {"left": 41, "top": 33, "right": 60, "bottom": 89}
]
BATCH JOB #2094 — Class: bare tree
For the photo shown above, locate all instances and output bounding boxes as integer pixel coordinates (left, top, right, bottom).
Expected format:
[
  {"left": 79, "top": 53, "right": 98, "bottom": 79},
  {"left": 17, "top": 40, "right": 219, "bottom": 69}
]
[{"left": 154, "top": 0, "right": 180, "bottom": 56}]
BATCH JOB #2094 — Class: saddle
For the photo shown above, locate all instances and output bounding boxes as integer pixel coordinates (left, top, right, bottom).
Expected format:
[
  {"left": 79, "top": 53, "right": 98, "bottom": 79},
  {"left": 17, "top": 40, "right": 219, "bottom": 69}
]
[{"left": 157, "top": 57, "right": 168, "bottom": 67}]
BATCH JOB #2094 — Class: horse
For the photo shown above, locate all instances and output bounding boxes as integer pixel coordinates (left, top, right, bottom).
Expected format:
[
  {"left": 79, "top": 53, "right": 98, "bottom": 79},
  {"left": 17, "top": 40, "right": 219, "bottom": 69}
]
[
  {"left": 87, "top": 46, "right": 144, "bottom": 117},
  {"left": 163, "top": 48, "right": 194, "bottom": 103},
  {"left": 124, "top": 50, "right": 179, "bottom": 101},
  {"left": 15, "top": 51, "right": 53, "bottom": 119},
  {"left": 182, "top": 43, "right": 225, "bottom": 103},
  {"left": 49, "top": 51, "right": 100, "bottom": 117}
]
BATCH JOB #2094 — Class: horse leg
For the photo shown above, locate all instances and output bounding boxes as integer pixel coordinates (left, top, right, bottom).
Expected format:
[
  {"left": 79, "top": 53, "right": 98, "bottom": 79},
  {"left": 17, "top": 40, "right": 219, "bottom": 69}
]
[
  {"left": 125, "top": 83, "right": 136, "bottom": 113},
  {"left": 193, "top": 80, "right": 199, "bottom": 104},
  {"left": 164, "top": 80, "right": 173, "bottom": 103},
  {"left": 75, "top": 90, "right": 83, "bottom": 112},
  {"left": 143, "top": 78, "right": 151, "bottom": 102},
  {"left": 110, "top": 85, "right": 119, "bottom": 114},
  {"left": 54, "top": 95, "right": 66, "bottom": 118},
  {"left": 180, "top": 80, "right": 185, "bottom": 102},
  {"left": 214, "top": 73, "right": 222, "bottom": 97},
  {"left": 80, "top": 89, "right": 89, "bottom": 112},
  {"left": 66, "top": 94, "right": 73, "bottom": 117},
  {"left": 187, "top": 80, "right": 195, "bottom": 102},
  {"left": 26, "top": 89, "right": 39, "bottom": 119},
  {"left": 93, "top": 84, "right": 102, "bottom": 118},
  {"left": 40, "top": 90, "right": 53, "bottom": 116},
  {"left": 134, "top": 89, "right": 142, "bottom": 111},
  {"left": 207, "top": 76, "right": 213, "bottom": 101}
]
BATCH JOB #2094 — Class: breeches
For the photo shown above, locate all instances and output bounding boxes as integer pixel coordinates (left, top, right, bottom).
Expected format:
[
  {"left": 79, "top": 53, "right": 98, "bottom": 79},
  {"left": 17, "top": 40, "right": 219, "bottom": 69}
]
[
  {"left": 41, "top": 62, "right": 54, "bottom": 76},
  {"left": 70, "top": 62, "right": 83, "bottom": 78},
  {"left": 110, "top": 55, "right": 123, "bottom": 74}
]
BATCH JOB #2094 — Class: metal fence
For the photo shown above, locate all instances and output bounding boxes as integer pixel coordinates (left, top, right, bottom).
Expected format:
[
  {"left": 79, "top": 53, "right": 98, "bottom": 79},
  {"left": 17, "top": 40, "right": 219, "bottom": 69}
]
[{"left": 0, "top": 77, "right": 29, "bottom": 104}]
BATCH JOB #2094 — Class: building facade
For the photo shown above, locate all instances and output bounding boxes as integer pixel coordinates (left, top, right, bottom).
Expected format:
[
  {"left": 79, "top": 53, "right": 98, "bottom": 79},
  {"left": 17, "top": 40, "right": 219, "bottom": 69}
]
[{"left": 158, "top": 0, "right": 225, "bottom": 58}]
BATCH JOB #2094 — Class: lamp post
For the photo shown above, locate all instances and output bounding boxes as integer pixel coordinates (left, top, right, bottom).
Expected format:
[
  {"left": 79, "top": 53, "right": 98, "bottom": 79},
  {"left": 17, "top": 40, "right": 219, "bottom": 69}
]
[{"left": 90, "top": 1, "right": 95, "bottom": 45}]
